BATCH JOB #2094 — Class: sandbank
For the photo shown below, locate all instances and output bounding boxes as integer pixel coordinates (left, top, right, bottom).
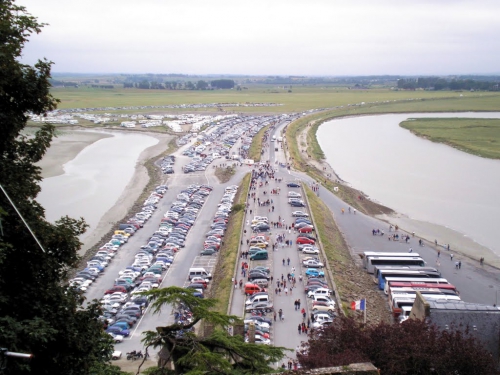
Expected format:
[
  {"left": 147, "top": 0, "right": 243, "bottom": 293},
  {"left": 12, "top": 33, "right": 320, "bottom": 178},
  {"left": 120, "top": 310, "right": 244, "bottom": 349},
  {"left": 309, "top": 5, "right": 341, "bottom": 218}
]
[{"left": 36, "top": 131, "right": 113, "bottom": 178}]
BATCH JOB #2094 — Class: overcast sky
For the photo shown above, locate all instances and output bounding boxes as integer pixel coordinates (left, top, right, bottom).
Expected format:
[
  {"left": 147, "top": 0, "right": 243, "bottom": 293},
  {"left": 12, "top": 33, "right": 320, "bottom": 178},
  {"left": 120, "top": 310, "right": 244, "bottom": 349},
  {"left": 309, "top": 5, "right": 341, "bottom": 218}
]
[{"left": 18, "top": 0, "right": 500, "bottom": 76}]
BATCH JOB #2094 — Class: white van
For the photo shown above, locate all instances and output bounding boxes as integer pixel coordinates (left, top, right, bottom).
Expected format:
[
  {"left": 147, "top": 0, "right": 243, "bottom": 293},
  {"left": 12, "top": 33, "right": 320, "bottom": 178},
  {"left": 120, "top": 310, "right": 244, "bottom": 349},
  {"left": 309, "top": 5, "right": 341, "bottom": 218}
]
[
  {"left": 245, "top": 293, "right": 270, "bottom": 306},
  {"left": 189, "top": 267, "right": 212, "bottom": 280},
  {"left": 212, "top": 153, "right": 220, "bottom": 159}
]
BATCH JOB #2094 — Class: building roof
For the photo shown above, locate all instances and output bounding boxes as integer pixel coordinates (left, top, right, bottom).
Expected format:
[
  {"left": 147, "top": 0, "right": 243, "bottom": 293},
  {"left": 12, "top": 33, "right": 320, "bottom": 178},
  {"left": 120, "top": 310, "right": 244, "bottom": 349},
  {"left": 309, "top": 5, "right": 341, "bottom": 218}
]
[{"left": 426, "top": 299, "right": 500, "bottom": 312}]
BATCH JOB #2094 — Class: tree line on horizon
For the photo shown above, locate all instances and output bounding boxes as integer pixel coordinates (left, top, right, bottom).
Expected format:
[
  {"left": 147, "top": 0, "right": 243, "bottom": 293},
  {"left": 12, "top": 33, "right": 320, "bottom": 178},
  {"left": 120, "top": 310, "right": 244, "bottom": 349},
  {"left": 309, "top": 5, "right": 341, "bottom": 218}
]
[
  {"left": 123, "top": 79, "right": 235, "bottom": 90},
  {"left": 397, "top": 77, "right": 500, "bottom": 91}
]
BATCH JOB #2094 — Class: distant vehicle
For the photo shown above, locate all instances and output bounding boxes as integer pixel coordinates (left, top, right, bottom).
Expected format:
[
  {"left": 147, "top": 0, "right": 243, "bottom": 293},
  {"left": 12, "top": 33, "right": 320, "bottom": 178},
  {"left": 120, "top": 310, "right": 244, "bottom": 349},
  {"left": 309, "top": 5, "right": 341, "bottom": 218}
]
[{"left": 287, "top": 182, "right": 300, "bottom": 188}]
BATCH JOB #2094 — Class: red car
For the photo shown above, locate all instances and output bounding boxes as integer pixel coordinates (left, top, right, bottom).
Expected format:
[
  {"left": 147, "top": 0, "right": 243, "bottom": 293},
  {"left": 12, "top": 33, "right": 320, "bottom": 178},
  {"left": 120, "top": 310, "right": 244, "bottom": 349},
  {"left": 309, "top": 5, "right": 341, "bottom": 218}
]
[
  {"left": 104, "top": 286, "right": 128, "bottom": 295},
  {"left": 296, "top": 237, "right": 315, "bottom": 245},
  {"left": 298, "top": 226, "right": 313, "bottom": 233}
]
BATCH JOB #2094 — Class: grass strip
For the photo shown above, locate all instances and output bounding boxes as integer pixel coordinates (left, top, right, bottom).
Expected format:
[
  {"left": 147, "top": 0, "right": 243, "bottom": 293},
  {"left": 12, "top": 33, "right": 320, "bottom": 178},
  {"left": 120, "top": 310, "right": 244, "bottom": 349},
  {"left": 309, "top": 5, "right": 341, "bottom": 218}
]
[
  {"left": 305, "top": 186, "right": 392, "bottom": 323},
  {"left": 304, "top": 186, "right": 351, "bottom": 314},
  {"left": 248, "top": 125, "right": 270, "bottom": 162},
  {"left": 208, "top": 173, "right": 251, "bottom": 313},
  {"left": 400, "top": 117, "right": 500, "bottom": 159}
]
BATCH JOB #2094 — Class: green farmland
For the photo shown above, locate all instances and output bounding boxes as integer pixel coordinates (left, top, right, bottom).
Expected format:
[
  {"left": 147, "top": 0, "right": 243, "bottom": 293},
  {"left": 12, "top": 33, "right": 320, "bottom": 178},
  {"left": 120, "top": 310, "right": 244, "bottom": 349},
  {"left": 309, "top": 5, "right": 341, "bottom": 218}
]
[
  {"left": 400, "top": 118, "right": 500, "bottom": 159},
  {"left": 50, "top": 85, "right": 500, "bottom": 114}
]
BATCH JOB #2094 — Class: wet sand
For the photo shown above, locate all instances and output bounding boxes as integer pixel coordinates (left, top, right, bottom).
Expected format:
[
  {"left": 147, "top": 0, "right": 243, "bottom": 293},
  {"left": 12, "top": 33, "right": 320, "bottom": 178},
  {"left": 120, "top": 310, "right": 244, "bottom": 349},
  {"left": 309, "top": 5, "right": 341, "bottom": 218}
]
[
  {"left": 37, "top": 131, "right": 113, "bottom": 178},
  {"left": 36, "top": 128, "right": 175, "bottom": 254}
]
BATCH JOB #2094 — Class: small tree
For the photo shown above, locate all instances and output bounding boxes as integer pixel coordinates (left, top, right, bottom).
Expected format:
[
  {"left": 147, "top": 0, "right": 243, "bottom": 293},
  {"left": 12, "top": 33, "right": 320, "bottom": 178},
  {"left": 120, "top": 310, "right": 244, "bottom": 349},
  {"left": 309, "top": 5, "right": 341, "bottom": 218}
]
[{"left": 141, "top": 287, "right": 288, "bottom": 375}]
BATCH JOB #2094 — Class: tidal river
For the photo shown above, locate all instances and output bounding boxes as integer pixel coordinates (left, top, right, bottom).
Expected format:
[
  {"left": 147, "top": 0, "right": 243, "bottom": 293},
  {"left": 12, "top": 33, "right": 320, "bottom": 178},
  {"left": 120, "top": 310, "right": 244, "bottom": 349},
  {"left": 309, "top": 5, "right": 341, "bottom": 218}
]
[
  {"left": 317, "top": 112, "right": 500, "bottom": 257},
  {"left": 37, "top": 131, "right": 159, "bottom": 241}
]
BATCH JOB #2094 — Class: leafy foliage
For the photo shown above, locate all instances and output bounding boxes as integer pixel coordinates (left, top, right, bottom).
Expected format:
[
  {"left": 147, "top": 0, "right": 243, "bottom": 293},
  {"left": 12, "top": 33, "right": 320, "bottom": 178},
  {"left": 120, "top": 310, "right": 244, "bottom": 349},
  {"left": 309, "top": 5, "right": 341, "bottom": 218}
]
[
  {"left": 298, "top": 316, "right": 499, "bottom": 375},
  {"left": 141, "top": 287, "right": 288, "bottom": 375},
  {"left": 0, "top": 1, "right": 123, "bottom": 374}
]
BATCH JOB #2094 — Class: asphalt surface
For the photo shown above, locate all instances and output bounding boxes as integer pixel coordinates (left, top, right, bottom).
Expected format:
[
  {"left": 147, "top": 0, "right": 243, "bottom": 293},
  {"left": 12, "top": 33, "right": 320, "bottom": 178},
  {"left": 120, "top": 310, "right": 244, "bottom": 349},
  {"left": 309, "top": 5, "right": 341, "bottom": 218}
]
[{"left": 85, "top": 114, "right": 500, "bottom": 367}]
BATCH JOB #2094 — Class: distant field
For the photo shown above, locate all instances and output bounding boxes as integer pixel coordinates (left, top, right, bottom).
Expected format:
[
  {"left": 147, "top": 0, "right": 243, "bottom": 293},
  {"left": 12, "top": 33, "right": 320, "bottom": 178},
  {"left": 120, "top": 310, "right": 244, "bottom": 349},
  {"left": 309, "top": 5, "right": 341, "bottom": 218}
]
[
  {"left": 50, "top": 85, "right": 499, "bottom": 113},
  {"left": 400, "top": 118, "right": 500, "bottom": 159}
]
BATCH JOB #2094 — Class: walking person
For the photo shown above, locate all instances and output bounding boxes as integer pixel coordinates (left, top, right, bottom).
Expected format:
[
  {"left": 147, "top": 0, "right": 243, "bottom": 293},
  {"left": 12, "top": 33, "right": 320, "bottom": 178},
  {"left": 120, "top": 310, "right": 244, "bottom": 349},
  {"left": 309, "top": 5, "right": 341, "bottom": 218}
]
[
  {"left": 450, "top": 253, "right": 454, "bottom": 261},
  {"left": 287, "top": 257, "right": 290, "bottom": 266},
  {"left": 459, "top": 260, "right": 462, "bottom": 269},
  {"left": 298, "top": 324, "right": 301, "bottom": 335},
  {"left": 284, "top": 287, "right": 288, "bottom": 296},
  {"left": 278, "top": 309, "right": 283, "bottom": 320},
  {"left": 274, "top": 311, "right": 277, "bottom": 322}
]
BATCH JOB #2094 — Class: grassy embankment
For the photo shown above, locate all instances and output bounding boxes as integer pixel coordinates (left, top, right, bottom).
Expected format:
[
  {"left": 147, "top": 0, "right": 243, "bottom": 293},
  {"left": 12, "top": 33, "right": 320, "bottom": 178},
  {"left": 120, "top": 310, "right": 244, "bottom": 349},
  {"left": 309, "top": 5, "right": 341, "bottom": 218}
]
[
  {"left": 400, "top": 118, "right": 500, "bottom": 159},
  {"left": 74, "top": 138, "right": 179, "bottom": 270},
  {"left": 248, "top": 125, "right": 269, "bottom": 162},
  {"left": 208, "top": 173, "right": 251, "bottom": 313},
  {"left": 304, "top": 187, "right": 350, "bottom": 309},
  {"left": 305, "top": 185, "right": 393, "bottom": 323},
  {"left": 51, "top": 85, "right": 500, "bottom": 114}
]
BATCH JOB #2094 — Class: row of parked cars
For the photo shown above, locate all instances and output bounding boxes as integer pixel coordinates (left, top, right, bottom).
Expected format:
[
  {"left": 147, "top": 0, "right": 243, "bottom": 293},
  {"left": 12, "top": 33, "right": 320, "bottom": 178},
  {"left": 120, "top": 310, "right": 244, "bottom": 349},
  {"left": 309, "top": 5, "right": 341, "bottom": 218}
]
[
  {"left": 288, "top": 187, "right": 337, "bottom": 329},
  {"left": 100, "top": 185, "right": 213, "bottom": 341},
  {"left": 68, "top": 186, "right": 169, "bottom": 294}
]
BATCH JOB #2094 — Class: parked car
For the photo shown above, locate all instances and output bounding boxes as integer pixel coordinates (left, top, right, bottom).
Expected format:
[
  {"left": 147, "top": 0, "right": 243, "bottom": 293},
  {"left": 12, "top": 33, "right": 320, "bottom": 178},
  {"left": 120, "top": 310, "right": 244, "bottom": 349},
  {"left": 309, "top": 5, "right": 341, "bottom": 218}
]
[{"left": 305, "top": 268, "right": 325, "bottom": 278}]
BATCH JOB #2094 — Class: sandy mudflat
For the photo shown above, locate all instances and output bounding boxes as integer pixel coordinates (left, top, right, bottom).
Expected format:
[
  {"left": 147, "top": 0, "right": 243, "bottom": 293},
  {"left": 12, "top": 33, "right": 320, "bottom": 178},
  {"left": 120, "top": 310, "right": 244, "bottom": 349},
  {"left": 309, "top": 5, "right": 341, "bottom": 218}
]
[
  {"left": 37, "top": 131, "right": 113, "bottom": 178},
  {"left": 37, "top": 128, "right": 175, "bottom": 254}
]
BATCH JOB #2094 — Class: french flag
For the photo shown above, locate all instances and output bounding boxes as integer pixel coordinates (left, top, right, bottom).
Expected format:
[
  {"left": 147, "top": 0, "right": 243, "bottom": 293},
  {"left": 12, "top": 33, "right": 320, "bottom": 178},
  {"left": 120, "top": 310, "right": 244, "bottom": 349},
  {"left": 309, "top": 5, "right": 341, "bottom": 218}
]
[{"left": 351, "top": 299, "right": 366, "bottom": 311}]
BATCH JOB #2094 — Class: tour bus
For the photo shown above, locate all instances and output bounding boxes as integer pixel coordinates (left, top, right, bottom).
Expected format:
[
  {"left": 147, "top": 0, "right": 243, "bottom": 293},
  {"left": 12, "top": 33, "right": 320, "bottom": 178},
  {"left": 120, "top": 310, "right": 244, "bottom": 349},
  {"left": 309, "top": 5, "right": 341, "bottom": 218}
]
[
  {"left": 362, "top": 252, "right": 421, "bottom": 269},
  {"left": 383, "top": 277, "right": 449, "bottom": 294},
  {"left": 377, "top": 269, "right": 442, "bottom": 290},
  {"left": 388, "top": 285, "right": 460, "bottom": 303},
  {"left": 374, "top": 265, "right": 439, "bottom": 279},
  {"left": 390, "top": 292, "right": 461, "bottom": 317},
  {"left": 366, "top": 256, "right": 425, "bottom": 274},
  {"left": 388, "top": 282, "right": 457, "bottom": 295}
]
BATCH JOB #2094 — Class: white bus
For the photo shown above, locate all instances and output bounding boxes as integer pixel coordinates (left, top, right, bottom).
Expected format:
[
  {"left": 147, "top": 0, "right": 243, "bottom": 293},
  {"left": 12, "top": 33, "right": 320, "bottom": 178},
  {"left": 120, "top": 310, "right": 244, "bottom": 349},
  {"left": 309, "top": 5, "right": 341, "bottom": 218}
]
[
  {"left": 383, "top": 277, "right": 449, "bottom": 294},
  {"left": 366, "top": 256, "right": 425, "bottom": 274},
  {"left": 362, "top": 252, "right": 420, "bottom": 269}
]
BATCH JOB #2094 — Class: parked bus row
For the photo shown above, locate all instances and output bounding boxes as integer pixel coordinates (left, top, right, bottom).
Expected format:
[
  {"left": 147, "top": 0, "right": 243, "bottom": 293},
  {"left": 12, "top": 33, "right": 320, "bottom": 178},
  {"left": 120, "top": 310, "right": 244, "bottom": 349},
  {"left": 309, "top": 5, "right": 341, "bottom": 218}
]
[{"left": 362, "top": 251, "right": 461, "bottom": 322}]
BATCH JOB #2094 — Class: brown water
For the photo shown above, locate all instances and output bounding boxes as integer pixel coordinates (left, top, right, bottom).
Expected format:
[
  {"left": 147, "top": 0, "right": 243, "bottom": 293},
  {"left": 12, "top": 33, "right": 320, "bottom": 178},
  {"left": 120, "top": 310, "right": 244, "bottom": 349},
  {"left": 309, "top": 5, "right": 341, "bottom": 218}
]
[
  {"left": 318, "top": 112, "right": 500, "bottom": 256},
  {"left": 37, "top": 131, "right": 158, "bottom": 239}
]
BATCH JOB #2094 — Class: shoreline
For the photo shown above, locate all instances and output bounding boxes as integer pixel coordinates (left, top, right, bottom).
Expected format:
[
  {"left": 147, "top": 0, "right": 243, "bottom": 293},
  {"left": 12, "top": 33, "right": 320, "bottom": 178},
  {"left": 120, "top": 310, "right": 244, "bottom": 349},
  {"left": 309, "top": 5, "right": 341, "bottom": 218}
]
[
  {"left": 36, "top": 127, "right": 175, "bottom": 255},
  {"left": 303, "top": 116, "right": 500, "bottom": 269}
]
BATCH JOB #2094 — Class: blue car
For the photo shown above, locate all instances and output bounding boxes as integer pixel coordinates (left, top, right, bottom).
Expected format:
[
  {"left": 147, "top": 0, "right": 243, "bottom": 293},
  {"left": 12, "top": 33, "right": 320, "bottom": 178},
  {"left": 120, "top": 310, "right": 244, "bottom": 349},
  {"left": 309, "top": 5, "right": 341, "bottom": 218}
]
[
  {"left": 106, "top": 326, "right": 130, "bottom": 337},
  {"left": 110, "top": 321, "right": 130, "bottom": 330},
  {"left": 287, "top": 182, "right": 301, "bottom": 188},
  {"left": 305, "top": 268, "right": 325, "bottom": 278}
]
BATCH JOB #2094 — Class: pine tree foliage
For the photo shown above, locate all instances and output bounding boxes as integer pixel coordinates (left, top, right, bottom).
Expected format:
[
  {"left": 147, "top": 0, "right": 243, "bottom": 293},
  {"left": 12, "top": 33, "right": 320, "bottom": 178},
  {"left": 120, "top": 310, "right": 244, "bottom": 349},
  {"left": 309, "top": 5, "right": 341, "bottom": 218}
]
[{"left": 141, "top": 287, "right": 288, "bottom": 375}]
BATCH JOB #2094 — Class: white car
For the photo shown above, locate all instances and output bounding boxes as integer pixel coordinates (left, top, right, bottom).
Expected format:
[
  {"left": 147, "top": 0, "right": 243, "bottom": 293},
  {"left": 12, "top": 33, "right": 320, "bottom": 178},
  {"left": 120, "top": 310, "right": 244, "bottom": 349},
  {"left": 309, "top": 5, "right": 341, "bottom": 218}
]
[
  {"left": 108, "top": 332, "right": 124, "bottom": 343},
  {"left": 287, "top": 191, "right": 302, "bottom": 198},
  {"left": 112, "top": 351, "right": 122, "bottom": 360},
  {"left": 307, "top": 287, "right": 332, "bottom": 299},
  {"left": 245, "top": 335, "right": 271, "bottom": 345},
  {"left": 302, "top": 247, "right": 320, "bottom": 255},
  {"left": 312, "top": 295, "right": 336, "bottom": 307},
  {"left": 292, "top": 211, "right": 309, "bottom": 217},
  {"left": 302, "top": 259, "right": 324, "bottom": 268}
]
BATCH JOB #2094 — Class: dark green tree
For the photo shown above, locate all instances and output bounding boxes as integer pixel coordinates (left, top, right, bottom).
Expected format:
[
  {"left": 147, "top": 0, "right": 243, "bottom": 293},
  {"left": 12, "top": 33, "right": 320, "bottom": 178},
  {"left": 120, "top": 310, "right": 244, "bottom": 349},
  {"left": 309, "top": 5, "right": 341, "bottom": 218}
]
[
  {"left": 298, "top": 316, "right": 498, "bottom": 375},
  {"left": 140, "top": 287, "right": 288, "bottom": 375},
  {"left": 0, "top": 2, "right": 122, "bottom": 374},
  {"left": 196, "top": 80, "right": 208, "bottom": 90}
]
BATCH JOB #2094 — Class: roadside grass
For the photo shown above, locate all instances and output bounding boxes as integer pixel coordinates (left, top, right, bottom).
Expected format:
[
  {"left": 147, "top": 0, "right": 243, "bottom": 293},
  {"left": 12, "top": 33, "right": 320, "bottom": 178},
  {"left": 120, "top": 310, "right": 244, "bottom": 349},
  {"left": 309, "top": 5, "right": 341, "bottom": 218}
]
[
  {"left": 305, "top": 186, "right": 392, "bottom": 322},
  {"left": 209, "top": 173, "right": 251, "bottom": 313},
  {"left": 304, "top": 187, "right": 351, "bottom": 309},
  {"left": 400, "top": 118, "right": 500, "bottom": 159},
  {"left": 214, "top": 165, "right": 236, "bottom": 183},
  {"left": 52, "top": 85, "right": 500, "bottom": 113},
  {"left": 248, "top": 125, "right": 269, "bottom": 162}
]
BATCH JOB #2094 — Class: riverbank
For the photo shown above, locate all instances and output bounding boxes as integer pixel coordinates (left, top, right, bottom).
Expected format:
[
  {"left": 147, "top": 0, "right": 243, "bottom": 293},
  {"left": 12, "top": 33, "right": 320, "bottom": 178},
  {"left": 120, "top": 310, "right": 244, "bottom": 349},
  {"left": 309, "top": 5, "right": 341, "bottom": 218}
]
[
  {"left": 36, "top": 128, "right": 176, "bottom": 254},
  {"left": 298, "top": 117, "right": 500, "bottom": 269}
]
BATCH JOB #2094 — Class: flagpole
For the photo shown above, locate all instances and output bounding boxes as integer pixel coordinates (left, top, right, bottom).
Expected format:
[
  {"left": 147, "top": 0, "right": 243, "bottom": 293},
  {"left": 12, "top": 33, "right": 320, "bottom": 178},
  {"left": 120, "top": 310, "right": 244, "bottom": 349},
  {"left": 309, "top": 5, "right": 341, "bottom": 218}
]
[{"left": 364, "top": 299, "right": 367, "bottom": 324}]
